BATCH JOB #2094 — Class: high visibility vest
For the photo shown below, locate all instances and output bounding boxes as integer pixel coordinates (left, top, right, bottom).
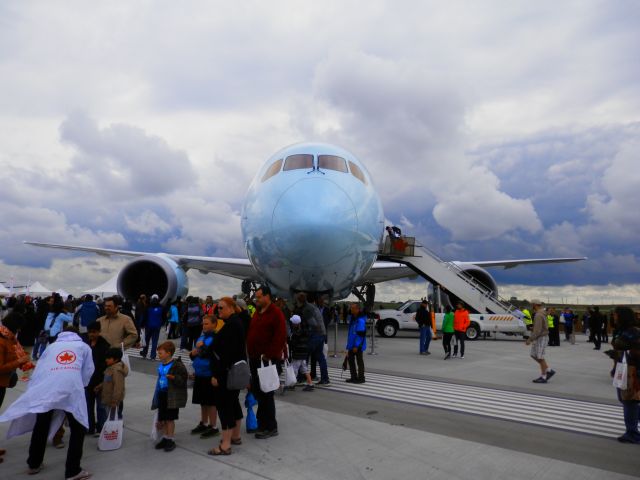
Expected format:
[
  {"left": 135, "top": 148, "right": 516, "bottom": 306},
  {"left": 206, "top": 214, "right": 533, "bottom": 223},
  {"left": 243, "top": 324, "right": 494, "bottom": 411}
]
[
  {"left": 547, "top": 315, "right": 554, "bottom": 328},
  {"left": 522, "top": 309, "right": 533, "bottom": 325}
]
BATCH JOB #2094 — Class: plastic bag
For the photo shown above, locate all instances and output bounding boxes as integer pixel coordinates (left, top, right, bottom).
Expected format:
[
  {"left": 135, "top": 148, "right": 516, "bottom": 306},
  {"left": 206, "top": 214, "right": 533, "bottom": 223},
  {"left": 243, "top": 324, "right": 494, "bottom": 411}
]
[
  {"left": 150, "top": 411, "right": 162, "bottom": 442},
  {"left": 98, "top": 408, "right": 123, "bottom": 451},
  {"left": 284, "top": 360, "right": 297, "bottom": 387}
]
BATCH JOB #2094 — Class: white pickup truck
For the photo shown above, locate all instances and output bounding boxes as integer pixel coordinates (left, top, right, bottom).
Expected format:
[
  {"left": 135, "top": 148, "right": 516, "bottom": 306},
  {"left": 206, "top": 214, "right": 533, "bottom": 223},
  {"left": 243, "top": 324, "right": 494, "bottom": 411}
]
[{"left": 374, "top": 300, "right": 526, "bottom": 340}]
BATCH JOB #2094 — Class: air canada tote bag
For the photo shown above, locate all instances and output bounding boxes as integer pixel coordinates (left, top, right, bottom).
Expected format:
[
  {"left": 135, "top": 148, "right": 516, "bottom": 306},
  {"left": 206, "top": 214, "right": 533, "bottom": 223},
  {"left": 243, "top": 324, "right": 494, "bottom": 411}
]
[
  {"left": 257, "top": 359, "right": 280, "bottom": 393},
  {"left": 613, "top": 351, "right": 628, "bottom": 390},
  {"left": 98, "top": 408, "right": 124, "bottom": 451}
]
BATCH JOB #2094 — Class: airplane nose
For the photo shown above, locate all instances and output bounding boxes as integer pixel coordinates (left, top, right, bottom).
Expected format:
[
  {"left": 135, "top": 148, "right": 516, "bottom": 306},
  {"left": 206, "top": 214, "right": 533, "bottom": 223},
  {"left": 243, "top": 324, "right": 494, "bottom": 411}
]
[{"left": 272, "top": 178, "right": 357, "bottom": 268}]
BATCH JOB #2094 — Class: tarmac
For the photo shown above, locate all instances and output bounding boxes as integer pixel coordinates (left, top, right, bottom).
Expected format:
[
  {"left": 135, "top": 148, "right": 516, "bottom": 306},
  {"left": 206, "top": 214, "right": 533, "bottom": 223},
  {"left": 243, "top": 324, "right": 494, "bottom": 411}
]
[{"left": 1, "top": 326, "right": 639, "bottom": 479}]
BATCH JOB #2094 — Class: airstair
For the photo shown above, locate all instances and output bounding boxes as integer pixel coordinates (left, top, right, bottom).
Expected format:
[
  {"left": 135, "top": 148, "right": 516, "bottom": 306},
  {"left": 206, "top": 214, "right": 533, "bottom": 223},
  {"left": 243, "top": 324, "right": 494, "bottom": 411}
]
[{"left": 378, "top": 236, "right": 520, "bottom": 316}]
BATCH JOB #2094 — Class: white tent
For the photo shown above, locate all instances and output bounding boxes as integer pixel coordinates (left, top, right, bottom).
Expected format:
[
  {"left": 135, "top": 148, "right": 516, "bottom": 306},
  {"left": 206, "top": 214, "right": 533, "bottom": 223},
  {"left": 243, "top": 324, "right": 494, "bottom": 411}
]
[
  {"left": 21, "top": 281, "right": 54, "bottom": 296},
  {"left": 0, "top": 283, "right": 10, "bottom": 295},
  {"left": 83, "top": 276, "right": 118, "bottom": 296},
  {"left": 56, "top": 289, "right": 72, "bottom": 299}
]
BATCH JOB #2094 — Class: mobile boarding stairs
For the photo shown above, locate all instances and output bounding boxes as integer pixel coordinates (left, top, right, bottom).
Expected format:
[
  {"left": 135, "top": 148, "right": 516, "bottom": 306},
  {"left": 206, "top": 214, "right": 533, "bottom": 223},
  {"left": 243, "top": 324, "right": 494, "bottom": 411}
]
[{"left": 378, "top": 235, "right": 522, "bottom": 318}]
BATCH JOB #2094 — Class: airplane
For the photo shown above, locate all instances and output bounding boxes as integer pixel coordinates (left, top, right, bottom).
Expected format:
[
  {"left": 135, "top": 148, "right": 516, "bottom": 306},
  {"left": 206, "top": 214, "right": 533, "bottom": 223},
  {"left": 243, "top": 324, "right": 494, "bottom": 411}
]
[{"left": 25, "top": 142, "right": 585, "bottom": 309}]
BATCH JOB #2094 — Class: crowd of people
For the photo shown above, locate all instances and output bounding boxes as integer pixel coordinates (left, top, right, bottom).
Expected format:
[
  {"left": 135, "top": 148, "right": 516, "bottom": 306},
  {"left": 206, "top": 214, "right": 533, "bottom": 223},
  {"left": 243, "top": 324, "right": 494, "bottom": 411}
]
[
  {"left": 0, "top": 287, "right": 372, "bottom": 478},
  {"left": 0, "top": 289, "right": 638, "bottom": 478}
]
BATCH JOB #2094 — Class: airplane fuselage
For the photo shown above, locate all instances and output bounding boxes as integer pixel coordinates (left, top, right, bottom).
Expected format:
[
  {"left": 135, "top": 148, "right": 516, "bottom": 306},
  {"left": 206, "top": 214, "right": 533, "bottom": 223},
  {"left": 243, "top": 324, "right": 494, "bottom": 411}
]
[{"left": 241, "top": 142, "right": 384, "bottom": 299}]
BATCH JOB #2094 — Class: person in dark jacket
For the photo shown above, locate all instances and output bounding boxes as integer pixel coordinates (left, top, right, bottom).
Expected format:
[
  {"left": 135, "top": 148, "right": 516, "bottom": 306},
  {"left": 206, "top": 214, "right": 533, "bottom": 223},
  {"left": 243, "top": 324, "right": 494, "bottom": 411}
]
[
  {"left": 610, "top": 306, "right": 640, "bottom": 443},
  {"left": 76, "top": 295, "right": 100, "bottom": 333},
  {"left": 415, "top": 299, "right": 432, "bottom": 355},
  {"left": 246, "top": 285, "right": 287, "bottom": 439},
  {"left": 82, "top": 321, "right": 111, "bottom": 435},
  {"left": 207, "top": 297, "right": 247, "bottom": 455},
  {"left": 590, "top": 306, "right": 604, "bottom": 350},
  {"left": 288, "top": 315, "right": 314, "bottom": 391},
  {"left": 141, "top": 295, "right": 164, "bottom": 360}
]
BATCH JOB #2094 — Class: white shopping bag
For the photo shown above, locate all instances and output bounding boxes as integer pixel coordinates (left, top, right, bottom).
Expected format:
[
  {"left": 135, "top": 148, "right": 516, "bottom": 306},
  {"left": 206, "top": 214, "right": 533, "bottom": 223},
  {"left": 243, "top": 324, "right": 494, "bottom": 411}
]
[
  {"left": 322, "top": 342, "right": 329, "bottom": 359},
  {"left": 120, "top": 343, "right": 131, "bottom": 371},
  {"left": 150, "top": 411, "right": 162, "bottom": 442},
  {"left": 613, "top": 351, "right": 628, "bottom": 390},
  {"left": 284, "top": 360, "right": 297, "bottom": 387},
  {"left": 98, "top": 409, "right": 123, "bottom": 451},
  {"left": 257, "top": 360, "right": 280, "bottom": 393}
]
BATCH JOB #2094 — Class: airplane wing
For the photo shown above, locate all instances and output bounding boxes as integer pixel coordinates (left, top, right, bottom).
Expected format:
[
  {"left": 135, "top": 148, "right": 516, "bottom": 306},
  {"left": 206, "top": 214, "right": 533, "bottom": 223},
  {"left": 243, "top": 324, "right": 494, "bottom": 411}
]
[
  {"left": 360, "top": 261, "right": 419, "bottom": 284},
  {"left": 361, "top": 256, "right": 587, "bottom": 284},
  {"left": 24, "top": 241, "right": 259, "bottom": 281},
  {"left": 456, "top": 257, "right": 587, "bottom": 270}
]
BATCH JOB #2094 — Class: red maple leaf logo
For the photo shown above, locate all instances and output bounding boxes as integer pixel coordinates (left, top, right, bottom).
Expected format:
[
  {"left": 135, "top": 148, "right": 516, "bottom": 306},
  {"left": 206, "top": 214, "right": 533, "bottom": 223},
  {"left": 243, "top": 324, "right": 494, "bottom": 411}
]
[{"left": 56, "top": 351, "right": 77, "bottom": 365}]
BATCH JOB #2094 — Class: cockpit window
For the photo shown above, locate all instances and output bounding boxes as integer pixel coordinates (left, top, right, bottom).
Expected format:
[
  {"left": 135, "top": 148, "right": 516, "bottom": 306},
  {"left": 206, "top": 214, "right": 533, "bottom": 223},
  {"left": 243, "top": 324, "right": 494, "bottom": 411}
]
[
  {"left": 348, "top": 161, "right": 367, "bottom": 185},
  {"left": 283, "top": 154, "right": 314, "bottom": 171},
  {"left": 318, "top": 155, "right": 348, "bottom": 173},
  {"left": 261, "top": 159, "right": 283, "bottom": 182}
]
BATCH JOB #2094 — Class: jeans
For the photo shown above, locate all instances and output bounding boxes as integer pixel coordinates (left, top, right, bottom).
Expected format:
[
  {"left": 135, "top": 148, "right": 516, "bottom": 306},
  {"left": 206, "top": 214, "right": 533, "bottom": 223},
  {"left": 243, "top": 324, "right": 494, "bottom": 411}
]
[
  {"left": 249, "top": 357, "right": 280, "bottom": 431},
  {"left": 308, "top": 334, "right": 329, "bottom": 382},
  {"left": 141, "top": 327, "right": 161, "bottom": 359},
  {"left": 419, "top": 326, "right": 432, "bottom": 353},
  {"left": 453, "top": 331, "right": 465, "bottom": 356},
  {"left": 619, "top": 397, "right": 640, "bottom": 442},
  {"left": 85, "top": 387, "right": 107, "bottom": 434},
  {"left": 28, "top": 410, "right": 86, "bottom": 479}
]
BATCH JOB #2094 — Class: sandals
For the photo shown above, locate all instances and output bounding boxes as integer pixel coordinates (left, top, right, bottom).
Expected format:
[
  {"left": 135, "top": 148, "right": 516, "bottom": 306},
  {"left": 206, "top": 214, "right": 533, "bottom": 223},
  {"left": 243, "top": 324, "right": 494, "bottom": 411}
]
[
  {"left": 231, "top": 438, "right": 242, "bottom": 445},
  {"left": 207, "top": 443, "right": 232, "bottom": 456}
]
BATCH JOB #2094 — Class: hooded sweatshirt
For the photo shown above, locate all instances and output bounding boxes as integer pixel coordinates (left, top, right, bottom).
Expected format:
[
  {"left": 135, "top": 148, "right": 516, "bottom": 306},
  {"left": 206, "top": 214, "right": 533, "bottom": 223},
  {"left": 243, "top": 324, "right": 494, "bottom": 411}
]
[{"left": 101, "top": 361, "right": 129, "bottom": 407}]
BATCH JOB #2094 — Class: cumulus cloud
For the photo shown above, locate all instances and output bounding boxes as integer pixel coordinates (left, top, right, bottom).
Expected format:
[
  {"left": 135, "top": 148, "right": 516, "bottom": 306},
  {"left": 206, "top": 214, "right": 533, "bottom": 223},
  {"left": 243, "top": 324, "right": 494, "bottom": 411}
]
[
  {"left": 0, "top": 1, "right": 639, "bottom": 296},
  {"left": 125, "top": 210, "right": 172, "bottom": 235},
  {"left": 61, "top": 113, "right": 197, "bottom": 200},
  {"left": 585, "top": 140, "right": 640, "bottom": 241}
]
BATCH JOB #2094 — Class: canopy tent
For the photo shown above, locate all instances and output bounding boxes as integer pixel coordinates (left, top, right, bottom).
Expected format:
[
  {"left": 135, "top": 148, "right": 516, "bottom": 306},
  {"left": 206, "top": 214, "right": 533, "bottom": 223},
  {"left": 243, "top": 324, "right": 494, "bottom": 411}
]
[
  {"left": 83, "top": 276, "right": 118, "bottom": 296},
  {"left": 0, "top": 283, "right": 10, "bottom": 295},
  {"left": 20, "top": 281, "right": 54, "bottom": 297},
  {"left": 56, "top": 289, "right": 72, "bottom": 299}
]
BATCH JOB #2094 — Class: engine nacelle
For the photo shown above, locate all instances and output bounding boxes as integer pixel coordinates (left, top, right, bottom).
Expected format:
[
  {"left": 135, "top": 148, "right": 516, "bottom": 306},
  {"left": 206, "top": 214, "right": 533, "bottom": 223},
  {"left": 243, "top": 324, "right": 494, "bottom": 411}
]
[
  {"left": 451, "top": 262, "right": 498, "bottom": 296},
  {"left": 117, "top": 254, "right": 189, "bottom": 305}
]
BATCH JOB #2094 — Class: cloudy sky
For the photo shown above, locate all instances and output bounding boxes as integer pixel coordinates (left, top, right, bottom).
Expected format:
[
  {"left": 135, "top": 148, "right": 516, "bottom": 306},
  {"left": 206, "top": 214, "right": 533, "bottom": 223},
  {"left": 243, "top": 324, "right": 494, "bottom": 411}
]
[{"left": 0, "top": 1, "right": 638, "bottom": 303}]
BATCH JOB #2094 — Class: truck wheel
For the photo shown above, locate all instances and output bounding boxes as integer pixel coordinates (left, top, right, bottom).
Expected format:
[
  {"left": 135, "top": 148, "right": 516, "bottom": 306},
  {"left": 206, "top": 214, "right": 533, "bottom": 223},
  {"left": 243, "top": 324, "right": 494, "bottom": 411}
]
[
  {"left": 465, "top": 322, "right": 480, "bottom": 340},
  {"left": 379, "top": 320, "right": 398, "bottom": 338}
]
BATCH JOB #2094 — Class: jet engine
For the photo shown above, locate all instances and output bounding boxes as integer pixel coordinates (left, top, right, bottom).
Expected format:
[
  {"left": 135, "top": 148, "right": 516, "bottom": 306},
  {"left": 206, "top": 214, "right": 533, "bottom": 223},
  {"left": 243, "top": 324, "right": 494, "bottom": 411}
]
[
  {"left": 452, "top": 263, "right": 499, "bottom": 296},
  {"left": 117, "top": 254, "right": 189, "bottom": 305}
]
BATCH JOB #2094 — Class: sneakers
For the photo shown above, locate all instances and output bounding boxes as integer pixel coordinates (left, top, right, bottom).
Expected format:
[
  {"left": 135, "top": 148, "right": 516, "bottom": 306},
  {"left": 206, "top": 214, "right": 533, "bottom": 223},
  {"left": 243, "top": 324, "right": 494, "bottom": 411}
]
[
  {"left": 316, "top": 379, "right": 331, "bottom": 386},
  {"left": 163, "top": 439, "right": 176, "bottom": 452},
  {"left": 66, "top": 470, "right": 92, "bottom": 480},
  {"left": 460, "top": 355, "right": 464, "bottom": 359},
  {"left": 28, "top": 465, "right": 43, "bottom": 475},
  {"left": 191, "top": 422, "right": 209, "bottom": 435},
  {"left": 420, "top": 351, "right": 431, "bottom": 355},
  {"left": 532, "top": 377, "right": 547, "bottom": 383},
  {"left": 155, "top": 438, "right": 169, "bottom": 450},
  {"left": 546, "top": 369, "right": 556, "bottom": 381},
  {"left": 53, "top": 438, "right": 65, "bottom": 449},
  {"left": 302, "top": 384, "right": 314, "bottom": 391},
  {"left": 444, "top": 353, "right": 451, "bottom": 360},
  {"left": 255, "top": 429, "right": 278, "bottom": 439},
  {"left": 345, "top": 378, "right": 357, "bottom": 383},
  {"left": 200, "top": 426, "right": 220, "bottom": 439}
]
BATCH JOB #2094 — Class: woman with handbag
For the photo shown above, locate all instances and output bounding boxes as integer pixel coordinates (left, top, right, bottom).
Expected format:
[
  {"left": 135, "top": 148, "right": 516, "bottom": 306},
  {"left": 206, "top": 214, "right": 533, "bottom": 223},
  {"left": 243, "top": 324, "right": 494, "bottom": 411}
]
[
  {"left": 207, "top": 297, "right": 247, "bottom": 456},
  {"left": 611, "top": 306, "right": 640, "bottom": 443}
]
